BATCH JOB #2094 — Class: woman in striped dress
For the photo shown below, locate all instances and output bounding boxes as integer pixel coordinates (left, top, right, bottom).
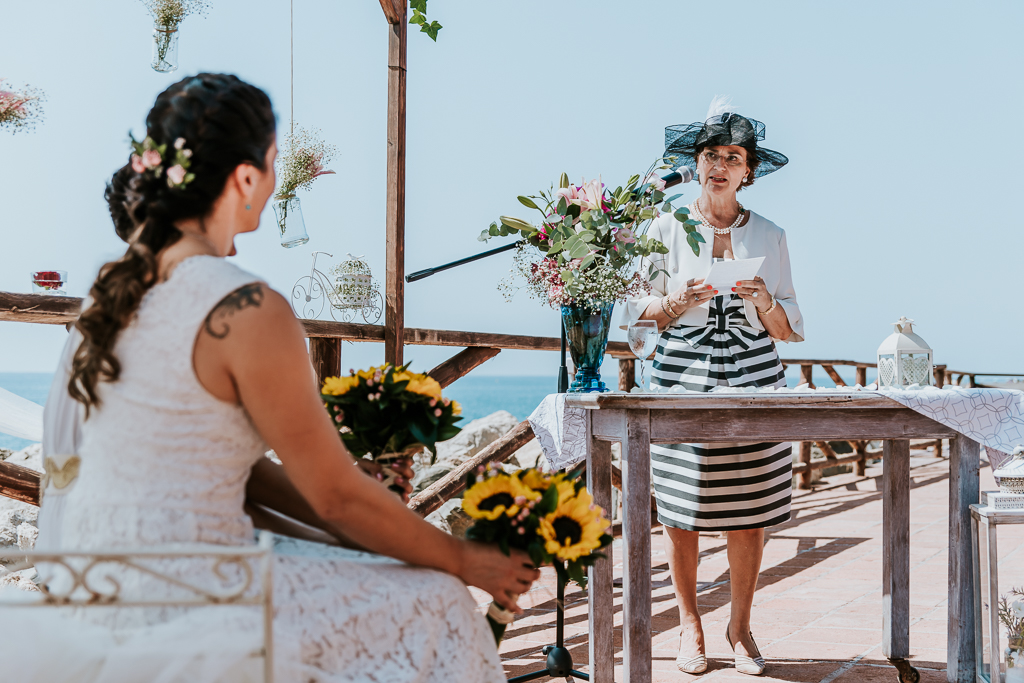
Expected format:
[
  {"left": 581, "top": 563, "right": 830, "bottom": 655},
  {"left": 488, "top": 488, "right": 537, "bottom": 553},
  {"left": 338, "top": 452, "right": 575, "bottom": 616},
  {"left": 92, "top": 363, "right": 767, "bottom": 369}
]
[{"left": 622, "top": 99, "right": 804, "bottom": 676}]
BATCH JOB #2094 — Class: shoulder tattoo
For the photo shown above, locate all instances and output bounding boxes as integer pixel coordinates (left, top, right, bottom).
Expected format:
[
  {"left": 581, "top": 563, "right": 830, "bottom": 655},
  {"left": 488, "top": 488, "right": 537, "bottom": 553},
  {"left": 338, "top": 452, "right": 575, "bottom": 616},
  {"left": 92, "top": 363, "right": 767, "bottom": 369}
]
[{"left": 203, "top": 283, "right": 264, "bottom": 340}]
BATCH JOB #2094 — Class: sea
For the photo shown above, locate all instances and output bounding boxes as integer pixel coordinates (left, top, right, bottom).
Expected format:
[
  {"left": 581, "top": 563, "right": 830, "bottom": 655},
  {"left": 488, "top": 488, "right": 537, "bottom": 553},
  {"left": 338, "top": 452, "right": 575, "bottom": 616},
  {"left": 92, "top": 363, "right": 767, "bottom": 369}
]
[{"left": 0, "top": 367, "right": 875, "bottom": 451}]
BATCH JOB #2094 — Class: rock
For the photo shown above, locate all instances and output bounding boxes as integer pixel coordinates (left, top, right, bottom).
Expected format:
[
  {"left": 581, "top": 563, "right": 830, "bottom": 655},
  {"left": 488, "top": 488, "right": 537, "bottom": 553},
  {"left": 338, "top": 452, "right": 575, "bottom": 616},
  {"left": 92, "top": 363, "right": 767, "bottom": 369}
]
[
  {"left": 424, "top": 499, "right": 474, "bottom": 538},
  {"left": 412, "top": 411, "right": 519, "bottom": 493},
  {"left": 0, "top": 445, "right": 42, "bottom": 576},
  {"left": 511, "top": 438, "right": 544, "bottom": 470},
  {"left": 17, "top": 523, "right": 38, "bottom": 550}
]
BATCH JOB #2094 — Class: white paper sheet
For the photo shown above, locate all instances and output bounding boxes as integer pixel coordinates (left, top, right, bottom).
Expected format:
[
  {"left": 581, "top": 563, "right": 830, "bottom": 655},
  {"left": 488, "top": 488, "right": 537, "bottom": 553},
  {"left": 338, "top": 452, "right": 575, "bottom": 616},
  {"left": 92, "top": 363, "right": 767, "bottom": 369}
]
[{"left": 701, "top": 257, "right": 765, "bottom": 301}]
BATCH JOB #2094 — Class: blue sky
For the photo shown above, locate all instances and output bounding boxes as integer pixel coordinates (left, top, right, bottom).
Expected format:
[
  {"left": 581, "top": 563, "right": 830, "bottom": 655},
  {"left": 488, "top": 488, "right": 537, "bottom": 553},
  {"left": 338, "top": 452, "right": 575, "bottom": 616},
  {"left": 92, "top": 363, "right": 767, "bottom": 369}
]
[{"left": 1, "top": 0, "right": 1022, "bottom": 378}]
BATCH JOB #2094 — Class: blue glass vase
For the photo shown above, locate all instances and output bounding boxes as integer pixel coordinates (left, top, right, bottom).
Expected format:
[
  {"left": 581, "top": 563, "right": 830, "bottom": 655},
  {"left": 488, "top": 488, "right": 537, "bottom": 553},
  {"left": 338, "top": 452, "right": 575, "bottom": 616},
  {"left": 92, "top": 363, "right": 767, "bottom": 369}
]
[{"left": 561, "top": 302, "right": 614, "bottom": 393}]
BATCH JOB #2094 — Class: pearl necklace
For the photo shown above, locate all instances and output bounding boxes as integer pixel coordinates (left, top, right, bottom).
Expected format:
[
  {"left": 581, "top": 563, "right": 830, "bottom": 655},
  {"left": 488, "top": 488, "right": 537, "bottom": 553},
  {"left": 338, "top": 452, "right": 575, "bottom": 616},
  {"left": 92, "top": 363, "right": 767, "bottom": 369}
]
[{"left": 693, "top": 199, "right": 745, "bottom": 235}]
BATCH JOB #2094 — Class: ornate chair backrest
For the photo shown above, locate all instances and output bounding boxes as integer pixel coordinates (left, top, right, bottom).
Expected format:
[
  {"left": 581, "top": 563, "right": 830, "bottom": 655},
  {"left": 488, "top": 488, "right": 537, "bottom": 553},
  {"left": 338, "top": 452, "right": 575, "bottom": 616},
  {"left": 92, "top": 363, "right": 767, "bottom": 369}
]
[{"left": 0, "top": 531, "right": 275, "bottom": 682}]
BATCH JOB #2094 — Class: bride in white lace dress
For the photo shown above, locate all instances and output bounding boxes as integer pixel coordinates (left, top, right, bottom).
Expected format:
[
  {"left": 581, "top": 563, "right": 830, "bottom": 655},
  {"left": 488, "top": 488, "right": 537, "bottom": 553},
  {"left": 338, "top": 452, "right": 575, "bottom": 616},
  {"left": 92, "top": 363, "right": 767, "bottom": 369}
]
[{"left": 6, "top": 73, "right": 538, "bottom": 683}]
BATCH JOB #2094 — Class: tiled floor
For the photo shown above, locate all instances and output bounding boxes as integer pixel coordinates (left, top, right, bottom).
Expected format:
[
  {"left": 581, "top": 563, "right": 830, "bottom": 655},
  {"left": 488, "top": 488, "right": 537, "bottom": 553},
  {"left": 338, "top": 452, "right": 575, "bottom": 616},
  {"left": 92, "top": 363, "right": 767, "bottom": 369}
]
[{"left": 469, "top": 448, "right": 1024, "bottom": 682}]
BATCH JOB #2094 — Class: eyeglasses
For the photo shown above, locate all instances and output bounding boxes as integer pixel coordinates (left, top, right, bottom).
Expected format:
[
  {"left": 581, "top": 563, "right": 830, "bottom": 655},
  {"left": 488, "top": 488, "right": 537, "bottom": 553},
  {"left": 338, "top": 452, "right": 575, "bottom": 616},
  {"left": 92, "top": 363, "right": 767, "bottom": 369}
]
[{"left": 700, "top": 150, "right": 746, "bottom": 168}]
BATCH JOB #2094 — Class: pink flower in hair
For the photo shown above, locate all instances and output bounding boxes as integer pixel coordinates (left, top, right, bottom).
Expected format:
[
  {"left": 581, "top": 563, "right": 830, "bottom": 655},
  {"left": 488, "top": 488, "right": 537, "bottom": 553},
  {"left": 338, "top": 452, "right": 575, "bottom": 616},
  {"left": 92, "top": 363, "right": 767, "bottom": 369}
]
[
  {"left": 131, "top": 155, "right": 146, "bottom": 174},
  {"left": 166, "top": 164, "right": 186, "bottom": 186},
  {"left": 142, "top": 149, "right": 162, "bottom": 169}
]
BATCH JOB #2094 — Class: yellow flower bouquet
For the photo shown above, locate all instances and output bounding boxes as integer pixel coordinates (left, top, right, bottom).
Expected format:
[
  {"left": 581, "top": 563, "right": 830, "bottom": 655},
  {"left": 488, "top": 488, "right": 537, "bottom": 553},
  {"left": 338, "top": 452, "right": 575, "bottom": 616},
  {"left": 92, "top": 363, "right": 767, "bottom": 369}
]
[
  {"left": 322, "top": 364, "right": 462, "bottom": 489},
  {"left": 462, "top": 464, "right": 613, "bottom": 644}
]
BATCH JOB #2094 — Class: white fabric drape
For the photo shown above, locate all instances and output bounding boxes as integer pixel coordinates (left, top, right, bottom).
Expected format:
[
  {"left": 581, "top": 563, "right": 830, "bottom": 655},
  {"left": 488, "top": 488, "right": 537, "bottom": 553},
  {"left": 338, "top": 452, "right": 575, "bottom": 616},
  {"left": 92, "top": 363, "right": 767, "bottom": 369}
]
[{"left": 0, "top": 385, "right": 43, "bottom": 443}]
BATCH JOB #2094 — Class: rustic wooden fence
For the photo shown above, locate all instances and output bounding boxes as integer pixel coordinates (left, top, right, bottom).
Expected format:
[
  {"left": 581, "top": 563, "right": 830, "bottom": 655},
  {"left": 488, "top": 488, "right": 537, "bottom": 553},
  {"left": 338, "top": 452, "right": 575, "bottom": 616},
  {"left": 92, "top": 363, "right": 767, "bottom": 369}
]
[{"left": 1, "top": 290, "right": 1020, "bottom": 512}]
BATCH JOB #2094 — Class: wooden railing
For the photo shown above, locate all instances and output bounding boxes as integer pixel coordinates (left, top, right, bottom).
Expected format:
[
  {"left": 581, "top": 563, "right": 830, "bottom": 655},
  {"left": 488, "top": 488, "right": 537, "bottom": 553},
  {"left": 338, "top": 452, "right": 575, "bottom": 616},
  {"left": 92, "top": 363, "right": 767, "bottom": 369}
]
[{"left": 0, "top": 290, "right": 1017, "bottom": 506}]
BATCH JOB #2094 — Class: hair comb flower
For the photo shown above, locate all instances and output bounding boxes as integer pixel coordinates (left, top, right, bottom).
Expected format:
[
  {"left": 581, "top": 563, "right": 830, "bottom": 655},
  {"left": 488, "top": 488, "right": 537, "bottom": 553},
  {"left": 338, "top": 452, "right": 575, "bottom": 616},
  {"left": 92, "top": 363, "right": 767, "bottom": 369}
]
[{"left": 129, "top": 134, "right": 195, "bottom": 189}]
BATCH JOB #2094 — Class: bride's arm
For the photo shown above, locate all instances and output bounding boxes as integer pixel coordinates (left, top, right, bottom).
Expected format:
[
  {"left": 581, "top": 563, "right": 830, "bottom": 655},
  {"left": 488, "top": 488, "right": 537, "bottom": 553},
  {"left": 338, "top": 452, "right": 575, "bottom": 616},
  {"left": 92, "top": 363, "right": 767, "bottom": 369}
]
[{"left": 193, "top": 283, "right": 538, "bottom": 611}]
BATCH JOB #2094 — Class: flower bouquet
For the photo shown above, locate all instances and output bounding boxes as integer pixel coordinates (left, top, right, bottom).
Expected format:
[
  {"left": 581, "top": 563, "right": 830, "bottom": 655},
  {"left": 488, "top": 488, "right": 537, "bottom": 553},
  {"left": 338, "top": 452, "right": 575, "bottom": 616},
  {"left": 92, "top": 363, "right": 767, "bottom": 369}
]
[
  {"left": 0, "top": 80, "right": 45, "bottom": 134},
  {"left": 1000, "top": 588, "right": 1024, "bottom": 682},
  {"left": 481, "top": 166, "right": 702, "bottom": 391},
  {"left": 30, "top": 271, "right": 66, "bottom": 295},
  {"left": 321, "top": 364, "right": 462, "bottom": 492},
  {"left": 462, "top": 464, "right": 613, "bottom": 644}
]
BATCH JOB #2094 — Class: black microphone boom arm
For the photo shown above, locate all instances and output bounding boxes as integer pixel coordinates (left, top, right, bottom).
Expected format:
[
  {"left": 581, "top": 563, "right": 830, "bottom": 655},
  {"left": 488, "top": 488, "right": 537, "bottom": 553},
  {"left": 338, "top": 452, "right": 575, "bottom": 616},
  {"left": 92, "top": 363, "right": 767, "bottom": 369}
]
[{"left": 405, "top": 239, "right": 526, "bottom": 282}]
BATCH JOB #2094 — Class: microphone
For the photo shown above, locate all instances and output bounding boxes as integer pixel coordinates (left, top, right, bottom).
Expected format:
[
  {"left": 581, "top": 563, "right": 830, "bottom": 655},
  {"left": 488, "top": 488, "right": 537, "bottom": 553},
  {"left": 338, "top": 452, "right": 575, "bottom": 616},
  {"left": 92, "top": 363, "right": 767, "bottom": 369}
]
[{"left": 660, "top": 166, "right": 694, "bottom": 188}]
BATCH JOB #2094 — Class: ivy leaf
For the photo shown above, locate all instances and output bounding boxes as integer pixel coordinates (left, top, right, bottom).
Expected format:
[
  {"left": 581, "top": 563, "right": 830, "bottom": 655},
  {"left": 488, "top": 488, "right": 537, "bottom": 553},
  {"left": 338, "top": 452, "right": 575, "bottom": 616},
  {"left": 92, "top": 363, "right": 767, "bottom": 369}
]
[
  {"left": 409, "top": 11, "right": 426, "bottom": 25},
  {"left": 410, "top": 0, "right": 428, "bottom": 12},
  {"left": 422, "top": 20, "right": 442, "bottom": 41}
]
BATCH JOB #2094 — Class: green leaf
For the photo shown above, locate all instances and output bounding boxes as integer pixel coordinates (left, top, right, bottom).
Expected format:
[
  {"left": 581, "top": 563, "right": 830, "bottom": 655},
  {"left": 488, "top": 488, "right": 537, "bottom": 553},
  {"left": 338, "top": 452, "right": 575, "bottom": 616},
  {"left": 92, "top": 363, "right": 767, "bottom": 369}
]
[
  {"left": 579, "top": 254, "right": 596, "bottom": 270},
  {"left": 500, "top": 215, "right": 534, "bottom": 233},
  {"left": 410, "top": 0, "right": 428, "bottom": 12},
  {"left": 409, "top": 12, "right": 426, "bottom": 25},
  {"left": 673, "top": 210, "right": 690, "bottom": 223},
  {"left": 422, "top": 21, "right": 442, "bottom": 41},
  {"left": 693, "top": 232, "right": 706, "bottom": 243},
  {"left": 556, "top": 197, "right": 568, "bottom": 215},
  {"left": 517, "top": 195, "right": 539, "bottom": 210},
  {"left": 668, "top": 194, "right": 683, "bottom": 203}
]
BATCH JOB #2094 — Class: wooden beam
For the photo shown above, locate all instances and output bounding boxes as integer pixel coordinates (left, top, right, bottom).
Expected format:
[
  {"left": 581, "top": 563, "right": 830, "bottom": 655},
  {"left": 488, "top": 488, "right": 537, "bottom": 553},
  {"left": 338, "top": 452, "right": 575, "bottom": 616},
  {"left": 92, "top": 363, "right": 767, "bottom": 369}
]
[
  {"left": 0, "top": 291, "right": 81, "bottom": 324},
  {"left": 821, "top": 364, "right": 847, "bottom": 387},
  {"left": 800, "top": 363, "right": 816, "bottom": 388},
  {"left": 383, "top": 7, "right": 408, "bottom": 367},
  {"left": 378, "top": 0, "right": 402, "bottom": 24},
  {"left": 427, "top": 347, "right": 501, "bottom": 389},
  {"left": 0, "top": 460, "right": 41, "bottom": 506},
  {"left": 856, "top": 366, "right": 868, "bottom": 387},
  {"left": 408, "top": 420, "right": 534, "bottom": 517},
  {"left": 309, "top": 338, "right": 342, "bottom": 388}
]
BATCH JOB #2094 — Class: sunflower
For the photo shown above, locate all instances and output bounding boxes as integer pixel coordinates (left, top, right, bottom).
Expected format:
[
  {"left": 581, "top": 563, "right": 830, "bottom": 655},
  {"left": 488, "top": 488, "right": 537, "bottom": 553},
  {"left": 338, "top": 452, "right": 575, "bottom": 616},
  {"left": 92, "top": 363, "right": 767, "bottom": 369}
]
[
  {"left": 538, "top": 489, "right": 610, "bottom": 562},
  {"left": 519, "top": 470, "right": 575, "bottom": 502},
  {"left": 322, "top": 375, "right": 359, "bottom": 396},
  {"left": 405, "top": 374, "right": 443, "bottom": 401},
  {"left": 463, "top": 474, "right": 540, "bottom": 520},
  {"left": 451, "top": 400, "right": 462, "bottom": 416}
]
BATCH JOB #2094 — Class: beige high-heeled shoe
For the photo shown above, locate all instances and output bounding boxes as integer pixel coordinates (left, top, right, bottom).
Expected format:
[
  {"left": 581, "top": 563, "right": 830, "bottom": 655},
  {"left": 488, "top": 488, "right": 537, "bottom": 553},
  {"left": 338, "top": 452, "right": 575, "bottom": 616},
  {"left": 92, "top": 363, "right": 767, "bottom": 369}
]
[
  {"left": 675, "top": 652, "right": 708, "bottom": 675},
  {"left": 725, "top": 627, "right": 766, "bottom": 676}
]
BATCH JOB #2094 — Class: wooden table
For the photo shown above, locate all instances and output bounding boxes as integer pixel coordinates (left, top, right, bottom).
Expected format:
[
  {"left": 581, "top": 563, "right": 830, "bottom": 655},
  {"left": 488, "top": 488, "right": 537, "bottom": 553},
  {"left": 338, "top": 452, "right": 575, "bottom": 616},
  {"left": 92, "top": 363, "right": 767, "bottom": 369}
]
[{"left": 568, "top": 392, "right": 980, "bottom": 683}]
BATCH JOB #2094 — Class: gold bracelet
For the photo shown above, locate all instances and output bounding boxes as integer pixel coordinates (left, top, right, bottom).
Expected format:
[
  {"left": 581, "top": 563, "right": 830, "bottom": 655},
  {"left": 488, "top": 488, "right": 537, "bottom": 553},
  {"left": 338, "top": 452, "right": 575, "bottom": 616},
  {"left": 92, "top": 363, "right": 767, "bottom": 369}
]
[
  {"left": 662, "top": 295, "right": 681, "bottom": 318},
  {"left": 660, "top": 297, "right": 678, "bottom": 319},
  {"left": 761, "top": 295, "right": 777, "bottom": 315}
]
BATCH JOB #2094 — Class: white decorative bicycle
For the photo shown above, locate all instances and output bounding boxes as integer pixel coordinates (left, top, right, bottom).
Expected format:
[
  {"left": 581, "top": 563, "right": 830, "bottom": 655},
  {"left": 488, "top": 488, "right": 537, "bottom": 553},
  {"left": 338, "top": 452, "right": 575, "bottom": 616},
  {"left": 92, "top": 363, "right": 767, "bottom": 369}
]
[{"left": 290, "top": 251, "right": 383, "bottom": 323}]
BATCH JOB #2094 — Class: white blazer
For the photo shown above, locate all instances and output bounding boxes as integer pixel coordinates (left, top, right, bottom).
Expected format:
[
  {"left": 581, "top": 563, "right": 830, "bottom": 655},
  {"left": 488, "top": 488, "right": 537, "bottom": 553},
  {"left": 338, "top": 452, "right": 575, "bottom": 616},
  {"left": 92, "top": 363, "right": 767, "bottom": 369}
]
[{"left": 619, "top": 208, "right": 805, "bottom": 343}]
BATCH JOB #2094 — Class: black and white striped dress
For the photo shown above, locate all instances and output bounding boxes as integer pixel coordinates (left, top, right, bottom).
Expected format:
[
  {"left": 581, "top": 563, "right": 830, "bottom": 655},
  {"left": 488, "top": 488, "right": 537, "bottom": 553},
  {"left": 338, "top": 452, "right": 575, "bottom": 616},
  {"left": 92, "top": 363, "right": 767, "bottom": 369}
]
[{"left": 650, "top": 276, "right": 792, "bottom": 531}]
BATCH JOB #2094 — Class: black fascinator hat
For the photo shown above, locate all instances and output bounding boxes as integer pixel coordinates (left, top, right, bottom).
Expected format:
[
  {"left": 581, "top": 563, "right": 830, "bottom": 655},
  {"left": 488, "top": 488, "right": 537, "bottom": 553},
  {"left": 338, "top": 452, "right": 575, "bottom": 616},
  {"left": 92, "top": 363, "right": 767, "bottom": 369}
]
[{"left": 665, "top": 97, "right": 788, "bottom": 179}]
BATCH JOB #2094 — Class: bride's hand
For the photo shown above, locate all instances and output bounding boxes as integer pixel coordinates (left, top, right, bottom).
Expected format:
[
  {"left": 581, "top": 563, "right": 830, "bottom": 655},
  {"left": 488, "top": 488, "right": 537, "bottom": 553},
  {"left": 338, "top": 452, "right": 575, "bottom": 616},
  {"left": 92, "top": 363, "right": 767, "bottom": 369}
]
[
  {"left": 457, "top": 541, "right": 541, "bottom": 613},
  {"left": 355, "top": 458, "right": 415, "bottom": 502}
]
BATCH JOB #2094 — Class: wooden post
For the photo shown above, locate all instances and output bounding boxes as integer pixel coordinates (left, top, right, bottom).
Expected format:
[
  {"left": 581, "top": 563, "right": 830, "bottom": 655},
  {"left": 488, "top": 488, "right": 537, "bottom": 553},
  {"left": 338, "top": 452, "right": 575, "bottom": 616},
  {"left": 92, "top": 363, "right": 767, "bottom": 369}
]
[
  {"left": 934, "top": 363, "right": 947, "bottom": 387},
  {"left": 621, "top": 409, "right": 652, "bottom": 683},
  {"left": 882, "top": 439, "right": 911, "bottom": 663},
  {"left": 586, "top": 413, "right": 614, "bottom": 683},
  {"left": 309, "top": 338, "right": 342, "bottom": 389},
  {"left": 619, "top": 358, "right": 636, "bottom": 392},
  {"left": 969, "top": 374, "right": 977, "bottom": 388},
  {"left": 383, "top": 5, "right": 407, "bottom": 366},
  {"left": 856, "top": 366, "right": 867, "bottom": 387},
  {"left": 948, "top": 435, "right": 980, "bottom": 683},
  {"left": 800, "top": 363, "right": 815, "bottom": 388},
  {"left": 798, "top": 440, "right": 813, "bottom": 489},
  {"left": 855, "top": 440, "right": 867, "bottom": 476}
]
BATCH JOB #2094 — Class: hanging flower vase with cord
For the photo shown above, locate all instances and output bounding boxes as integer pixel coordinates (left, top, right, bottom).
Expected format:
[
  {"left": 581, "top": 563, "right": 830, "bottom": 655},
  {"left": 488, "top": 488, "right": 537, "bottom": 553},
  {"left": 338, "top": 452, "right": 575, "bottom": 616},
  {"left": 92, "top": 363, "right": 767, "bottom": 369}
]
[
  {"left": 273, "top": 126, "right": 336, "bottom": 248},
  {"left": 0, "top": 80, "right": 46, "bottom": 134},
  {"left": 140, "top": 0, "right": 209, "bottom": 73}
]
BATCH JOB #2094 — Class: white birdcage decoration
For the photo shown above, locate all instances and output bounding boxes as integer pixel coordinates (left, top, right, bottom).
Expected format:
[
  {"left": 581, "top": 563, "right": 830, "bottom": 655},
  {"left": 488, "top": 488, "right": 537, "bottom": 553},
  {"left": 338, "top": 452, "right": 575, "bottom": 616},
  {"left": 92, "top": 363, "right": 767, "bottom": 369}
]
[
  {"left": 876, "top": 317, "right": 933, "bottom": 387},
  {"left": 330, "top": 254, "right": 376, "bottom": 309}
]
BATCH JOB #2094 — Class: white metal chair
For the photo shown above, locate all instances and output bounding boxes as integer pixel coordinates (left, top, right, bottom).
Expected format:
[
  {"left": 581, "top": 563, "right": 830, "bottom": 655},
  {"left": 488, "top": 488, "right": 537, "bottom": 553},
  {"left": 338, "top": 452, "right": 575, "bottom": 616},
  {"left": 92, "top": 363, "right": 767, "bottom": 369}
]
[{"left": 0, "top": 531, "right": 275, "bottom": 682}]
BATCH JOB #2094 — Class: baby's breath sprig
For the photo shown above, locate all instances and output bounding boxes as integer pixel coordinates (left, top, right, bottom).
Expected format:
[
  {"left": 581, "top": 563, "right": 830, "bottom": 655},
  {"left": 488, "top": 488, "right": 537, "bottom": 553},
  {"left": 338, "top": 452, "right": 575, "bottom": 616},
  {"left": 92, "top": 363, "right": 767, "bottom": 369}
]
[
  {"left": 275, "top": 126, "right": 337, "bottom": 200},
  {"left": 141, "top": 0, "right": 209, "bottom": 30},
  {"left": 0, "top": 80, "right": 45, "bottom": 134}
]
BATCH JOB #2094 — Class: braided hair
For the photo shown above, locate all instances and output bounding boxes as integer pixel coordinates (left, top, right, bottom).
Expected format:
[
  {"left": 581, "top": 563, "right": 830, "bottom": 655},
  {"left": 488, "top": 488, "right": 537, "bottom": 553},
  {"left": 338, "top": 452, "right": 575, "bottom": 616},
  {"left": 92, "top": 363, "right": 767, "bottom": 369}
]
[{"left": 70, "top": 73, "right": 276, "bottom": 414}]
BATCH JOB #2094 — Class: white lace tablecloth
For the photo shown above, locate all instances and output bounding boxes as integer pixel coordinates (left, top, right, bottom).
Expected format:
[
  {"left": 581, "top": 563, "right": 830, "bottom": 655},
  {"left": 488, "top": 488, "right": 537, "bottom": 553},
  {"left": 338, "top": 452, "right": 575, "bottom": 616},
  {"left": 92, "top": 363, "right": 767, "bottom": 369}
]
[{"left": 528, "top": 386, "right": 1024, "bottom": 471}]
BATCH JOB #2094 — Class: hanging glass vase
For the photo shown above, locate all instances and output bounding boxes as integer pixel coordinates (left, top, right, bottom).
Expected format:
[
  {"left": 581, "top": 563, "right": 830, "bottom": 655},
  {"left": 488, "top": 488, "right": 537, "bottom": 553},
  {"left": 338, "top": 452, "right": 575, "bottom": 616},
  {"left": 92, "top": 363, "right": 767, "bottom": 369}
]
[
  {"left": 151, "top": 25, "right": 179, "bottom": 73},
  {"left": 273, "top": 196, "right": 309, "bottom": 248},
  {"left": 561, "top": 301, "right": 614, "bottom": 393}
]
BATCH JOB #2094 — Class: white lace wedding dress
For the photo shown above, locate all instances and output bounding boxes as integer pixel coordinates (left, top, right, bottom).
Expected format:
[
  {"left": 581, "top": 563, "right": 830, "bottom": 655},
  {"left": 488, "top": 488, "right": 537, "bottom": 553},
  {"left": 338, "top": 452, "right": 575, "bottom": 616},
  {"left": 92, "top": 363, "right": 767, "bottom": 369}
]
[{"left": 1, "top": 256, "right": 505, "bottom": 683}]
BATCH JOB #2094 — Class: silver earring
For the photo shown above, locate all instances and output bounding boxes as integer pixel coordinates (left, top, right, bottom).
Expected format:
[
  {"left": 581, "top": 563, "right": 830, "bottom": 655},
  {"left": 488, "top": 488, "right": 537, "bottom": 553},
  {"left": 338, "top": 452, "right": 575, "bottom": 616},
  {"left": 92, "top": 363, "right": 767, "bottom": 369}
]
[{"left": 245, "top": 204, "right": 251, "bottom": 210}]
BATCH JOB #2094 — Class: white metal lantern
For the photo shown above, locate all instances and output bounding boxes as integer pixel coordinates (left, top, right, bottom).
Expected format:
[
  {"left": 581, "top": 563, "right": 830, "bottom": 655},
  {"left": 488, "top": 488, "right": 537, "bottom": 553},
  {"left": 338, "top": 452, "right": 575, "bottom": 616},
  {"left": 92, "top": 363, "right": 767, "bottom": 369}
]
[{"left": 876, "top": 317, "right": 933, "bottom": 388}]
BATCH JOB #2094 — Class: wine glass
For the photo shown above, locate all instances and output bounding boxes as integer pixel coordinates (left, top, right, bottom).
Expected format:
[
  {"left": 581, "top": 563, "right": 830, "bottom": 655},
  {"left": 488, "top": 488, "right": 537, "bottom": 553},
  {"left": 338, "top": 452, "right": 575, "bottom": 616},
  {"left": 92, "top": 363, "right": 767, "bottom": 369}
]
[{"left": 627, "top": 320, "right": 659, "bottom": 390}]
